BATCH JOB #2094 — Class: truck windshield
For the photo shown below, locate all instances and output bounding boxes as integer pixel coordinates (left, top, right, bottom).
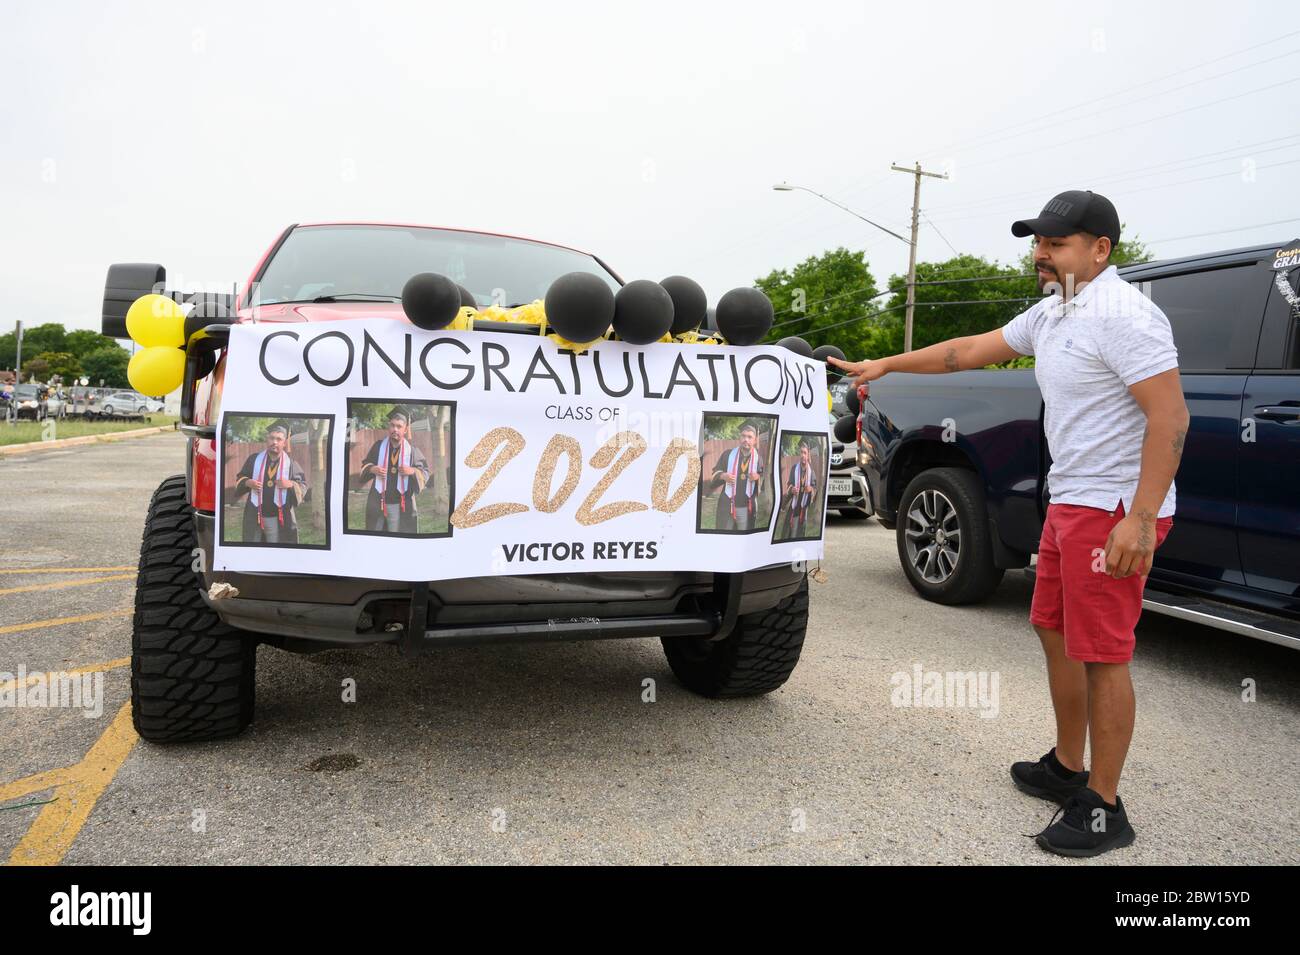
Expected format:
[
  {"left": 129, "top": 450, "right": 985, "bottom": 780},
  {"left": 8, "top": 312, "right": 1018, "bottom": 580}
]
[{"left": 252, "top": 225, "right": 619, "bottom": 308}]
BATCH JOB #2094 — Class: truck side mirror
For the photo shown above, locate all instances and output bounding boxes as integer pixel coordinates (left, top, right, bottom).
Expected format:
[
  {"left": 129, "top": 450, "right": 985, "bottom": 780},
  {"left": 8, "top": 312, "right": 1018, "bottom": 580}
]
[{"left": 102, "top": 263, "right": 166, "bottom": 338}]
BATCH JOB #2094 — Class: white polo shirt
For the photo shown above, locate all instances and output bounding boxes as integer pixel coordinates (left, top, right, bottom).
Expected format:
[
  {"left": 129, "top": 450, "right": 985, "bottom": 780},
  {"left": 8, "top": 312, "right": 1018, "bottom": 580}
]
[{"left": 1000, "top": 265, "right": 1179, "bottom": 518}]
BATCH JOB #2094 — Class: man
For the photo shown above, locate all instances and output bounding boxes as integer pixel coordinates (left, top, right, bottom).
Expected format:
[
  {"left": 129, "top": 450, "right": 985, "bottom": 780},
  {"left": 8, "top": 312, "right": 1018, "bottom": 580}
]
[
  {"left": 357, "top": 407, "right": 431, "bottom": 534},
  {"left": 782, "top": 440, "right": 819, "bottom": 538},
  {"left": 830, "top": 190, "right": 1188, "bottom": 858},
  {"left": 234, "top": 422, "right": 309, "bottom": 545},
  {"left": 708, "top": 421, "right": 766, "bottom": 532}
]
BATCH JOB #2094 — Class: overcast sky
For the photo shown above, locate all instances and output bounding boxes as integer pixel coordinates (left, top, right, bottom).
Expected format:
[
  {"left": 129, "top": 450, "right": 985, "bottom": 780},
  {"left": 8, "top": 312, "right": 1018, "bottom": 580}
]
[{"left": 1, "top": 0, "right": 1295, "bottom": 337}]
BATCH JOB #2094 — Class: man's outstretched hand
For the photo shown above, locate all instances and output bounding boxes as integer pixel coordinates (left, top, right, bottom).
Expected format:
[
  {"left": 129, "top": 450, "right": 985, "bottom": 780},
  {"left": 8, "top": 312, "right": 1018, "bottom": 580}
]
[{"left": 827, "top": 355, "right": 889, "bottom": 389}]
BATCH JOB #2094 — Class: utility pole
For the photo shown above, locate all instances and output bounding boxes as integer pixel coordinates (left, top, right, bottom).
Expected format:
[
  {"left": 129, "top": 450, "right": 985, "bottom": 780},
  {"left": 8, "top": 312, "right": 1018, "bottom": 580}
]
[
  {"left": 14, "top": 320, "right": 22, "bottom": 381},
  {"left": 891, "top": 162, "right": 948, "bottom": 352}
]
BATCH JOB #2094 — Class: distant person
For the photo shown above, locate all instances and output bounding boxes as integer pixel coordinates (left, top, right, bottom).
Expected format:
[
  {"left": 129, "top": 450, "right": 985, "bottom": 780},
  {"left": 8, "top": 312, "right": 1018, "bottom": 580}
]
[
  {"left": 782, "top": 440, "right": 819, "bottom": 538},
  {"left": 830, "top": 190, "right": 1187, "bottom": 858},
  {"left": 357, "top": 407, "right": 431, "bottom": 534},
  {"left": 707, "top": 421, "right": 765, "bottom": 532},
  {"left": 233, "top": 422, "right": 309, "bottom": 544}
]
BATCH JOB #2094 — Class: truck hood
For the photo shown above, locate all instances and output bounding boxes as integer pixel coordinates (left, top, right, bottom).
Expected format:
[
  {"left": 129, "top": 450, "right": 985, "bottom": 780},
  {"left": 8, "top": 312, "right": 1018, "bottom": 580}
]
[{"left": 236, "top": 301, "right": 409, "bottom": 325}]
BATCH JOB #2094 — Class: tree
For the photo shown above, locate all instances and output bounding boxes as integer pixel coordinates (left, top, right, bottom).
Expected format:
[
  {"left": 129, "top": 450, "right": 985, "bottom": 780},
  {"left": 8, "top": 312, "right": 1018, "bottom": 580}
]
[
  {"left": 876, "top": 255, "right": 1034, "bottom": 357},
  {"left": 19, "top": 323, "right": 67, "bottom": 357},
  {"left": 80, "top": 345, "right": 131, "bottom": 388},
  {"left": 30, "top": 351, "right": 82, "bottom": 381},
  {"left": 2, "top": 324, "right": 119, "bottom": 372},
  {"left": 20, "top": 356, "right": 50, "bottom": 382},
  {"left": 66, "top": 328, "right": 115, "bottom": 359},
  {"left": 755, "top": 247, "right": 880, "bottom": 357}
]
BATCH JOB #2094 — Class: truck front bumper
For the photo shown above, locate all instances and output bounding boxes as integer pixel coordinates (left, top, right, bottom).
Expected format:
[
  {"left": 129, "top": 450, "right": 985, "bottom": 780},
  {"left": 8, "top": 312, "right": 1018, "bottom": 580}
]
[{"left": 194, "top": 512, "right": 804, "bottom": 650}]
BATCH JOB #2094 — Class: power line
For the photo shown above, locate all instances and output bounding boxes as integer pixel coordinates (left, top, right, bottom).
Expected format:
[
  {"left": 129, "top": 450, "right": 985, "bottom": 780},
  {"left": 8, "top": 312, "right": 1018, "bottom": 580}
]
[
  {"left": 926, "top": 133, "right": 1300, "bottom": 216},
  {"left": 795, "top": 296, "right": 1041, "bottom": 340},
  {"left": 914, "top": 29, "right": 1300, "bottom": 161},
  {"left": 926, "top": 48, "right": 1300, "bottom": 160},
  {"left": 771, "top": 274, "right": 1037, "bottom": 330},
  {"left": 957, "top": 76, "right": 1300, "bottom": 174},
  {"left": 922, "top": 212, "right": 960, "bottom": 257},
  {"left": 1148, "top": 217, "right": 1300, "bottom": 245},
  {"left": 928, "top": 156, "right": 1300, "bottom": 226}
]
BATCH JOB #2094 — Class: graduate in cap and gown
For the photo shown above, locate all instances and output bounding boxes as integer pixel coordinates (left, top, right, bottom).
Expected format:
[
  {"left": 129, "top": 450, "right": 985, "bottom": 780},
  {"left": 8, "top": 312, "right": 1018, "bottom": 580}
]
[
  {"left": 707, "top": 421, "right": 766, "bottom": 532},
  {"left": 782, "top": 440, "right": 819, "bottom": 538},
  {"left": 358, "top": 407, "right": 431, "bottom": 534},
  {"left": 234, "top": 421, "right": 309, "bottom": 544}
]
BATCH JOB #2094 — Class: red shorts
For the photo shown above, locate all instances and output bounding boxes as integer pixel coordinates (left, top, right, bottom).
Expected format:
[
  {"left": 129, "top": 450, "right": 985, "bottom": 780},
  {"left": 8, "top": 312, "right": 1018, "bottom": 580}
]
[{"left": 1029, "top": 500, "right": 1173, "bottom": 663}]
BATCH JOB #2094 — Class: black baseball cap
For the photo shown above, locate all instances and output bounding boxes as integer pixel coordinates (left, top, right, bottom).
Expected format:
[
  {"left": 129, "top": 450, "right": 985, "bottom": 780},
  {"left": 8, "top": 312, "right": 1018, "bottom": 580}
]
[{"left": 1011, "top": 190, "right": 1120, "bottom": 246}]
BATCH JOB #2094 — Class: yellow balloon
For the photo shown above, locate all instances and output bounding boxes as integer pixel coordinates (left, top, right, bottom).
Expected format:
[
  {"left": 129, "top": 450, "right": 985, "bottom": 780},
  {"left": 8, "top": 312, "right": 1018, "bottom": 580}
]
[
  {"left": 128, "top": 346, "right": 186, "bottom": 396},
  {"left": 125, "top": 294, "right": 186, "bottom": 348}
]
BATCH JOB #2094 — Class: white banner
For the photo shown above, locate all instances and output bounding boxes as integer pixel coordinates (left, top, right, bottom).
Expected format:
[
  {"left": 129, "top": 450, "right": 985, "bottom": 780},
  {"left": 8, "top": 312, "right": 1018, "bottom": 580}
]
[{"left": 213, "top": 318, "right": 829, "bottom": 581}]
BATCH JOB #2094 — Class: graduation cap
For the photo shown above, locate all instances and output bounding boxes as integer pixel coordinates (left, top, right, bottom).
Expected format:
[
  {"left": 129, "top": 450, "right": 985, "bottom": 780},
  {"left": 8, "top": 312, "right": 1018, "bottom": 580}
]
[
  {"left": 266, "top": 420, "right": 289, "bottom": 437},
  {"left": 739, "top": 420, "right": 760, "bottom": 435},
  {"left": 386, "top": 407, "right": 410, "bottom": 424}
]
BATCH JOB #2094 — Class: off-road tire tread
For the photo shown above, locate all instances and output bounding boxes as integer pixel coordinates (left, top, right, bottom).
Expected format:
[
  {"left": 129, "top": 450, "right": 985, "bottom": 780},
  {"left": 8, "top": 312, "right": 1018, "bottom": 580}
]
[{"left": 131, "top": 474, "right": 255, "bottom": 742}]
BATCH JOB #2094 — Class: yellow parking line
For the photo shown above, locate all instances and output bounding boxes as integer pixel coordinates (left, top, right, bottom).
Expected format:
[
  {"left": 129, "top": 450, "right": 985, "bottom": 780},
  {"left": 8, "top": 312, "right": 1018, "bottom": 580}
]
[
  {"left": 0, "top": 609, "right": 132, "bottom": 636},
  {"left": 0, "top": 566, "right": 133, "bottom": 574},
  {"left": 0, "top": 658, "right": 129, "bottom": 694},
  {"left": 0, "top": 573, "right": 133, "bottom": 597},
  {"left": 0, "top": 766, "right": 78, "bottom": 804},
  {"left": 7, "top": 702, "right": 139, "bottom": 866}
]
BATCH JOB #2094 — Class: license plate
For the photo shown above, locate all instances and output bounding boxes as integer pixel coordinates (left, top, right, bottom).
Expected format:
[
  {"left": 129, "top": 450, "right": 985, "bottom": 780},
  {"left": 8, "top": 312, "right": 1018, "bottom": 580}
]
[{"left": 829, "top": 478, "right": 852, "bottom": 496}]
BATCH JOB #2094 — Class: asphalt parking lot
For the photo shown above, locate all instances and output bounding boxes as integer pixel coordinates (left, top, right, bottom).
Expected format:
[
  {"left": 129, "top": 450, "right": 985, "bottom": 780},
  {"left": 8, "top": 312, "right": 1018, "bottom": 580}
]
[{"left": 2, "top": 431, "right": 1297, "bottom": 865}]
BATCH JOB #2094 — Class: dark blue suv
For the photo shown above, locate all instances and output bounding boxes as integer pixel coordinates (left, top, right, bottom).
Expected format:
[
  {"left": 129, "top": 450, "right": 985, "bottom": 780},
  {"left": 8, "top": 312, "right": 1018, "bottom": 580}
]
[{"left": 858, "top": 239, "right": 1300, "bottom": 650}]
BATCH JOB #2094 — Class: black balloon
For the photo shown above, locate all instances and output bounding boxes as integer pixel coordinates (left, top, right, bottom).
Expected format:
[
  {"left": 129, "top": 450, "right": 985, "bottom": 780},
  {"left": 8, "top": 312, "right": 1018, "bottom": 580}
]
[
  {"left": 457, "top": 284, "right": 477, "bottom": 309},
  {"left": 845, "top": 382, "right": 862, "bottom": 415},
  {"left": 715, "top": 287, "right": 774, "bottom": 345},
  {"left": 545, "top": 272, "right": 615, "bottom": 343},
  {"left": 777, "top": 336, "right": 814, "bottom": 358},
  {"left": 812, "top": 344, "right": 845, "bottom": 364},
  {"left": 402, "top": 272, "right": 462, "bottom": 330},
  {"left": 613, "top": 280, "right": 675, "bottom": 344},
  {"left": 834, "top": 413, "right": 858, "bottom": 444},
  {"left": 660, "top": 275, "right": 708, "bottom": 335}
]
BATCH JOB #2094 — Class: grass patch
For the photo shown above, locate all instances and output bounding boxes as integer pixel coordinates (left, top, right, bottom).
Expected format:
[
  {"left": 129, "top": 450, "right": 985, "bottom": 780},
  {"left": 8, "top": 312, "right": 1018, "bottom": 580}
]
[
  {"left": 345, "top": 490, "right": 449, "bottom": 534},
  {"left": 0, "top": 414, "right": 177, "bottom": 447},
  {"left": 221, "top": 505, "right": 327, "bottom": 546},
  {"left": 699, "top": 490, "right": 774, "bottom": 531}
]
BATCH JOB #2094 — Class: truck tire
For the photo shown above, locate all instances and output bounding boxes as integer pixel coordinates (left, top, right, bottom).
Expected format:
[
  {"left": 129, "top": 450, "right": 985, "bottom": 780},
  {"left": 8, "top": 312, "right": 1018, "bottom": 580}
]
[
  {"left": 661, "top": 575, "right": 809, "bottom": 697},
  {"left": 896, "top": 467, "right": 1004, "bottom": 605},
  {"left": 131, "top": 474, "right": 256, "bottom": 742}
]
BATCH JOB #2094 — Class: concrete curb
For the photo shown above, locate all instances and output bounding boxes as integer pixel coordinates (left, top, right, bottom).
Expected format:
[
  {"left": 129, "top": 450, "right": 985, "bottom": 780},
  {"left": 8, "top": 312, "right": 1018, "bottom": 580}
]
[{"left": 0, "top": 424, "right": 179, "bottom": 458}]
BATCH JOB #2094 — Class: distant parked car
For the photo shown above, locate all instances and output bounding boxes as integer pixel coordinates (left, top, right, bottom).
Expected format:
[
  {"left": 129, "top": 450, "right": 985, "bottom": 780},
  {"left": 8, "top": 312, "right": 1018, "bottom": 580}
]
[
  {"left": 11, "top": 384, "right": 48, "bottom": 421},
  {"left": 827, "top": 412, "right": 871, "bottom": 519},
  {"left": 97, "top": 391, "right": 150, "bottom": 417}
]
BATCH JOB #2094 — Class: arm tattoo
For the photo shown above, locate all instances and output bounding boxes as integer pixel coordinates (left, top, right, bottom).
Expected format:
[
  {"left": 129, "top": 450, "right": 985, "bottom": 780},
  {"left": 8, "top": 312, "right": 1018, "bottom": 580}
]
[
  {"left": 943, "top": 347, "right": 960, "bottom": 372},
  {"left": 1171, "top": 429, "right": 1186, "bottom": 456}
]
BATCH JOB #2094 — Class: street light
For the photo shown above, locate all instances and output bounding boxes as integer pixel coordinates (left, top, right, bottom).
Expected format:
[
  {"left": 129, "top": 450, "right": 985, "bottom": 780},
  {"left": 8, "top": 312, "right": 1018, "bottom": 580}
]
[
  {"left": 772, "top": 183, "right": 913, "bottom": 246},
  {"left": 774, "top": 173, "right": 945, "bottom": 352}
]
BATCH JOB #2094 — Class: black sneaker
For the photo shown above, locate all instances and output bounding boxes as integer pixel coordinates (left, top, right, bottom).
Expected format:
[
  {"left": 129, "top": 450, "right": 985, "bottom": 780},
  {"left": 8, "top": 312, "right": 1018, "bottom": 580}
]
[
  {"left": 1010, "top": 748, "right": 1089, "bottom": 804},
  {"left": 1035, "top": 789, "right": 1136, "bottom": 858}
]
